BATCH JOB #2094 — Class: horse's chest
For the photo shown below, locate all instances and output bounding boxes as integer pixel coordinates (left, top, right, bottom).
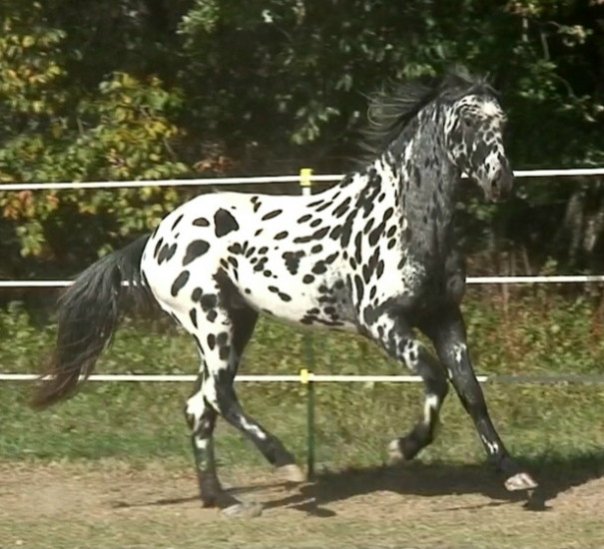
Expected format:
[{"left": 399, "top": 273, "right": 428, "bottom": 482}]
[{"left": 399, "top": 252, "right": 466, "bottom": 310}]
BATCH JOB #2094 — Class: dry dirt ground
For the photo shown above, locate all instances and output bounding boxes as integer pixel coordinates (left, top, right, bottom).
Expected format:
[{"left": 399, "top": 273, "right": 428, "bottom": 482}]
[{"left": 0, "top": 460, "right": 603, "bottom": 549}]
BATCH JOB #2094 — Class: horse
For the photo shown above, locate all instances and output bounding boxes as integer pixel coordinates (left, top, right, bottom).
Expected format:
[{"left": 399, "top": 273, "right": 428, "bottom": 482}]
[{"left": 32, "top": 69, "right": 537, "bottom": 516}]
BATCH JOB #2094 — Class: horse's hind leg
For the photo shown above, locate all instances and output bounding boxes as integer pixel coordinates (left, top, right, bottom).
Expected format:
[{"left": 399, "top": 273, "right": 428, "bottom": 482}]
[
  {"left": 185, "top": 373, "right": 227, "bottom": 507},
  {"left": 206, "top": 304, "right": 304, "bottom": 483},
  {"left": 185, "top": 302, "right": 302, "bottom": 514}
]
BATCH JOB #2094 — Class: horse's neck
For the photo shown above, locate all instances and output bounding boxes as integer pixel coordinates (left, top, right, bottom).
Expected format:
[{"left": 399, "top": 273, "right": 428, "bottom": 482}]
[{"left": 393, "top": 122, "right": 460, "bottom": 264}]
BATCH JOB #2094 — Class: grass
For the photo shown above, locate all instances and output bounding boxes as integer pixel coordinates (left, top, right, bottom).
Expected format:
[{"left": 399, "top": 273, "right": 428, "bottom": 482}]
[
  {"left": 1, "top": 288, "right": 604, "bottom": 469},
  {"left": 2, "top": 289, "right": 604, "bottom": 548},
  {"left": 2, "top": 378, "right": 604, "bottom": 469}
]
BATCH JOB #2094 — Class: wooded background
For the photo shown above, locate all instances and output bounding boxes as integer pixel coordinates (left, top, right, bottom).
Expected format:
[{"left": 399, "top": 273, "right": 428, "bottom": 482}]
[{"left": 1, "top": 0, "right": 603, "bottom": 280}]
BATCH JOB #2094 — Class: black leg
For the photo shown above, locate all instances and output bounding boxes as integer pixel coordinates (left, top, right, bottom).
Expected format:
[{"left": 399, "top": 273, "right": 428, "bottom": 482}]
[
  {"left": 394, "top": 348, "right": 449, "bottom": 461},
  {"left": 214, "top": 383, "right": 299, "bottom": 469},
  {"left": 425, "top": 305, "right": 537, "bottom": 491}
]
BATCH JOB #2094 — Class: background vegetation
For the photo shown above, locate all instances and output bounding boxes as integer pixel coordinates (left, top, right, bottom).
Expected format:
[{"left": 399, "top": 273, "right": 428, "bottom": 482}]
[
  {"left": 2, "top": 290, "right": 604, "bottom": 469},
  {"left": 1, "top": 0, "right": 604, "bottom": 482},
  {"left": 0, "top": 0, "right": 603, "bottom": 278}
]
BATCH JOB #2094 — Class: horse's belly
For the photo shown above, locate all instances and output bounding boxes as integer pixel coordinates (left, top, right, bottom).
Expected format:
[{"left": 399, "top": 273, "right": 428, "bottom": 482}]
[{"left": 236, "top": 264, "right": 357, "bottom": 331}]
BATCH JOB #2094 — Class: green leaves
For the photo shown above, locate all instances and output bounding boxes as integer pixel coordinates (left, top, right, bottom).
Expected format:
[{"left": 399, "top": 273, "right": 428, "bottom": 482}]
[
  {"left": 66, "top": 72, "right": 187, "bottom": 183},
  {"left": 0, "top": 0, "right": 603, "bottom": 273},
  {"left": 0, "top": 29, "right": 188, "bottom": 259},
  {"left": 178, "top": 0, "right": 220, "bottom": 43},
  {"left": 0, "top": 8, "right": 66, "bottom": 119}
]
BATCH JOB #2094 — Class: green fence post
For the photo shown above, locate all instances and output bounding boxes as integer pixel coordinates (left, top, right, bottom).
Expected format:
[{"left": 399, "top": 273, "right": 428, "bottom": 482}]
[
  {"left": 300, "top": 367, "right": 315, "bottom": 480},
  {"left": 299, "top": 168, "right": 316, "bottom": 480}
]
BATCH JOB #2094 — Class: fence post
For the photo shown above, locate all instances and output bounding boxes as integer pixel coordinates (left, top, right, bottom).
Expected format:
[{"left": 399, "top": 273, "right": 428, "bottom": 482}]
[
  {"left": 299, "top": 168, "right": 316, "bottom": 480},
  {"left": 300, "top": 367, "right": 315, "bottom": 480},
  {"left": 299, "top": 168, "right": 313, "bottom": 197}
]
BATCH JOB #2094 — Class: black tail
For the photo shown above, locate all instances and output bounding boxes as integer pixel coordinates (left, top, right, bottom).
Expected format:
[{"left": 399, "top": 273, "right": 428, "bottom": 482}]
[{"left": 31, "top": 235, "right": 151, "bottom": 409}]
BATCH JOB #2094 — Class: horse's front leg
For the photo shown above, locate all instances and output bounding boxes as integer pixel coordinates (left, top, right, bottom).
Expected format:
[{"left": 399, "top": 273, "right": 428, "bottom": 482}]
[
  {"left": 423, "top": 304, "right": 538, "bottom": 491},
  {"left": 370, "top": 315, "right": 449, "bottom": 462}
]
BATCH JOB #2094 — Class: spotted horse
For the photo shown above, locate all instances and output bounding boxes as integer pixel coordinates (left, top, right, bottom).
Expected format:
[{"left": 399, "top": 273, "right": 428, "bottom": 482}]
[{"left": 33, "top": 69, "right": 537, "bottom": 515}]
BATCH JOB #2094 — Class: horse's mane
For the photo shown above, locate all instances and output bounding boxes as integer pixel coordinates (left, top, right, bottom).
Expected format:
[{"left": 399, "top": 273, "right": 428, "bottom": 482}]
[{"left": 359, "top": 67, "right": 495, "bottom": 160}]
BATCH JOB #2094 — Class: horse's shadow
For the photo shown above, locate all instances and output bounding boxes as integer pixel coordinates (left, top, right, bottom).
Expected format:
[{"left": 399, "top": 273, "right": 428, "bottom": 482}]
[
  {"left": 256, "top": 451, "right": 604, "bottom": 516},
  {"left": 114, "top": 451, "right": 604, "bottom": 517}
]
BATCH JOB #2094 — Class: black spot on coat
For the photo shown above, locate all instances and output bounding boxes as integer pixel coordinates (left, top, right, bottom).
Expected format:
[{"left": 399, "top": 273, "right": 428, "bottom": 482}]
[
  {"left": 170, "top": 270, "right": 190, "bottom": 297},
  {"left": 312, "top": 261, "right": 327, "bottom": 275},
  {"left": 333, "top": 197, "right": 351, "bottom": 218},
  {"left": 189, "top": 308, "right": 198, "bottom": 328},
  {"left": 368, "top": 221, "right": 386, "bottom": 246},
  {"left": 183, "top": 240, "right": 210, "bottom": 266},
  {"left": 200, "top": 294, "right": 218, "bottom": 312},
  {"left": 171, "top": 214, "right": 184, "bottom": 231},
  {"left": 354, "top": 275, "right": 364, "bottom": 301},
  {"left": 157, "top": 243, "right": 177, "bottom": 265},
  {"left": 283, "top": 251, "right": 304, "bottom": 274},
  {"left": 191, "top": 287, "right": 202, "bottom": 301},
  {"left": 153, "top": 238, "right": 164, "bottom": 259},
  {"left": 214, "top": 208, "right": 239, "bottom": 237},
  {"left": 262, "top": 209, "right": 282, "bottom": 221}
]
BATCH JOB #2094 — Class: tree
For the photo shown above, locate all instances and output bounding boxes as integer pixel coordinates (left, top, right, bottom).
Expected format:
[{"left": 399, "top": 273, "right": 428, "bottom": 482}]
[{"left": 0, "top": 0, "right": 603, "bottom": 276}]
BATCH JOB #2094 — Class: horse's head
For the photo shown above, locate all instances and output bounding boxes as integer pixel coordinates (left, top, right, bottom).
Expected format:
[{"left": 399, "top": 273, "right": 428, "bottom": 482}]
[{"left": 444, "top": 89, "right": 513, "bottom": 202}]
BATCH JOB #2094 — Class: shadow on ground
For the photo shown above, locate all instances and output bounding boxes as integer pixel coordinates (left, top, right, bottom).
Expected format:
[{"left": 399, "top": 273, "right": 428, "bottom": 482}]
[
  {"left": 115, "top": 451, "right": 604, "bottom": 517},
  {"left": 259, "top": 451, "right": 604, "bottom": 516}
]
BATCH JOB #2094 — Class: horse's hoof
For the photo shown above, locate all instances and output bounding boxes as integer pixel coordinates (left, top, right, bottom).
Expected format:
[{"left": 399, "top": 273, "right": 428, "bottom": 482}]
[
  {"left": 276, "top": 464, "right": 306, "bottom": 483},
  {"left": 387, "top": 438, "right": 405, "bottom": 462},
  {"left": 221, "top": 501, "right": 264, "bottom": 519},
  {"left": 505, "top": 472, "right": 538, "bottom": 491}
]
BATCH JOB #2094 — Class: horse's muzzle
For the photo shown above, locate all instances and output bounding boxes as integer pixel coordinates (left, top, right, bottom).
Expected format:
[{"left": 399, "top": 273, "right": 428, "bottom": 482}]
[{"left": 487, "top": 168, "right": 514, "bottom": 202}]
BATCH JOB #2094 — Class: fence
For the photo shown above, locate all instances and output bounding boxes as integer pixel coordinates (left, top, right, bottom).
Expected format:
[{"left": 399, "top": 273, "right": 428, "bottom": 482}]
[
  {"left": 3, "top": 166, "right": 604, "bottom": 373},
  {"left": 2, "top": 168, "right": 604, "bottom": 476}
]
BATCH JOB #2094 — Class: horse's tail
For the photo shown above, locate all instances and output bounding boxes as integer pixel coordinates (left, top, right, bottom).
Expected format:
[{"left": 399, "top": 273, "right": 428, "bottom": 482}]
[{"left": 31, "top": 235, "right": 151, "bottom": 409}]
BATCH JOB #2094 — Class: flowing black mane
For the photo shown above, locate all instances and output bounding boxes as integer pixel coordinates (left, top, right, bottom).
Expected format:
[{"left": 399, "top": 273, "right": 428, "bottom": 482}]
[{"left": 359, "top": 68, "right": 495, "bottom": 159}]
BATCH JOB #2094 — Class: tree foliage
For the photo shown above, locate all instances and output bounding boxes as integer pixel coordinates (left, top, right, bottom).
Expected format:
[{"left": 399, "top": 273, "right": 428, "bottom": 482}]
[{"left": 1, "top": 0, "right": 603, "bottom": 276}]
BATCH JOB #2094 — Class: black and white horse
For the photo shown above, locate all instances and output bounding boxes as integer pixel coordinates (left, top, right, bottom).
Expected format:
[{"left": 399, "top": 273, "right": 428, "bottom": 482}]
[{"left": 33, "top": 70, "right": 537, "bottom": 514}]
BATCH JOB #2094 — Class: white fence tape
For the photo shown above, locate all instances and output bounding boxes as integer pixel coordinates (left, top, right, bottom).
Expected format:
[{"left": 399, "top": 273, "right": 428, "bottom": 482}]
[
  {"left": 0, "top": 167, "right": 602, "bottom": 192},
  {"left": 3, "top": 372, "right": 604, "bottom": 384},
  {"left": 0, "top": 373, "right": 429, "bottom": 383},
  {"left": 0, "top": 168, "right": 603, "bottom": 288},
  {"left": 1, "top": 275, "right": 604, "bottom": 288},
  {"left": 2, "top": 168, "right": 604, "bottom": 387}
]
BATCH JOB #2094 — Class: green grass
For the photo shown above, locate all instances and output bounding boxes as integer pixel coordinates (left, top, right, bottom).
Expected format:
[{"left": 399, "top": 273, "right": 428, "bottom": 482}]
[
  {"left": 1, "top": 289, "right": 604, "bottom": 469},
  {"left": 3, "top": 379, "right": 604, "bottom": 468},
  {"left": 5, "top": 288, "right": 604, "bottom": 379}
]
